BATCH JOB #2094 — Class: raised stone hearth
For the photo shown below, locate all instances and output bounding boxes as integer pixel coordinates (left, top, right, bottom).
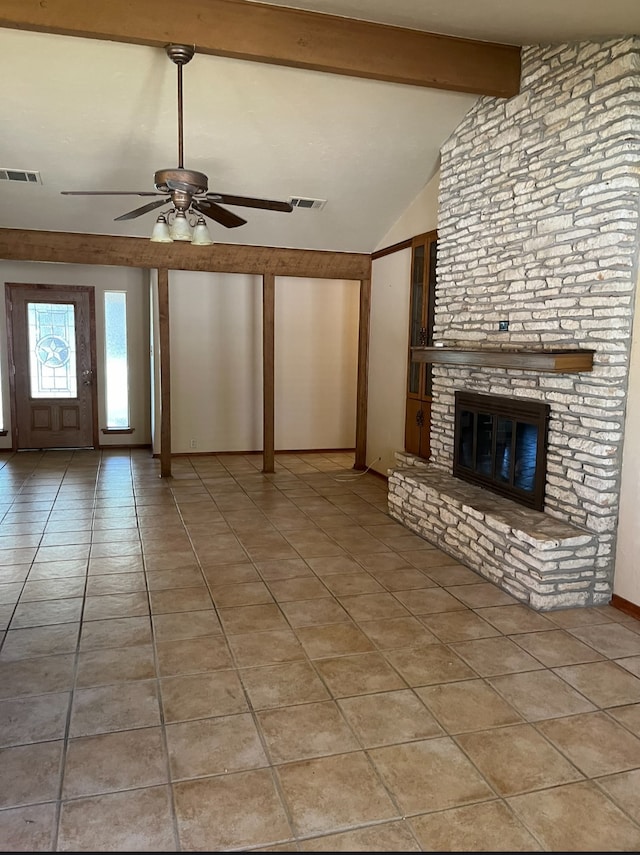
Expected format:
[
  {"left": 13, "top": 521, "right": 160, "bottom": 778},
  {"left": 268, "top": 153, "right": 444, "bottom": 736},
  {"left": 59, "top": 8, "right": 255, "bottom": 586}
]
[{"left": 389, "top": 454, "right": 597, "bottom": 610}]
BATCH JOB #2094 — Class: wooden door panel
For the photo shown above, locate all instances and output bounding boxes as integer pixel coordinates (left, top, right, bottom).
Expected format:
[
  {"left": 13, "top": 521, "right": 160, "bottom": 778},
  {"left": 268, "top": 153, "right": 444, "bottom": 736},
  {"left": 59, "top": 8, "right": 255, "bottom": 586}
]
[
  {"left": 6, "top": 283, "right": 97, "bottom": 450},
  {"left": 60, "top": 406, "right": 81, "bottom": 429},
  {"left": 405, "top": 398, "right": 432, "bottom": 460},
  {"left": 419, "top": 400, "right": 432, "bottom": 460},
  {"left": 405, "top": 397, "right": 423, "bottom": 457},
  {"left": 31, "top": 406, "right": 52, "bottom": 430}
]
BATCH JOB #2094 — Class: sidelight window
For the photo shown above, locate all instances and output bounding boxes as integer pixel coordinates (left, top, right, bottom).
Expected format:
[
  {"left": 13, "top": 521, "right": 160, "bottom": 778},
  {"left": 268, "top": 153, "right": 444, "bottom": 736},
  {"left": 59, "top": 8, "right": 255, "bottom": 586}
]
[{"left": 104, "top": 291, "right": 130, "bottom": 428}]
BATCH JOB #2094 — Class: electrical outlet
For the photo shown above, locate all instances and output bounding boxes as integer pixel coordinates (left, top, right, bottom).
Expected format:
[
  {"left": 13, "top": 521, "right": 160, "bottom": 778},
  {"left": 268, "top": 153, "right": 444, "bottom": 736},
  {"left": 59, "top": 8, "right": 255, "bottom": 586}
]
[
  {"left": 189, "top": 439, "right": 197, "bottom": 449},
  {"left": 498, "top": 320, "right": 509, "bottom": 331}
]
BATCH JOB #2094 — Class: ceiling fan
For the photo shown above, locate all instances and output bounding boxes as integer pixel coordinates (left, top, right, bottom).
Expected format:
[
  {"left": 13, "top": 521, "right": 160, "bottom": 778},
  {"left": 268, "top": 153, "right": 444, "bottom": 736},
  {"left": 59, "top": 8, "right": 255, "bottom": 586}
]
[{"left": 61, "top": 43, "right": 293, "bottom": 234}]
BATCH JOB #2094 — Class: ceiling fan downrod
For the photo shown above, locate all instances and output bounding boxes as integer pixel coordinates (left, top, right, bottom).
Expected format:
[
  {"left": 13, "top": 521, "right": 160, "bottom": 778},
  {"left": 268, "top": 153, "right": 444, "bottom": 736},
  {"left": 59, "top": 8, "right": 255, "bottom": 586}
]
[
  {"left": 154, "top": 44, "right": 208, "bottom": 208},
  {"left": 165, "top": 44, "right": 195, "bottom": 170}
]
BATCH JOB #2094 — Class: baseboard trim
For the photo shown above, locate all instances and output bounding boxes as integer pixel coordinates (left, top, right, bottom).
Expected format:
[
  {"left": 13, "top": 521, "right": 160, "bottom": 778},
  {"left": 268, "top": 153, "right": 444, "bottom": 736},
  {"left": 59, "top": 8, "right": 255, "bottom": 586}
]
[
  {"left": 368, "top": 468, "right": 388, "bottom": 483},
  {"left": 611, "top": 594, "right": 640, "bottom": 621},
  {"left": 167, "top": 448, "right": 356, "bottom": 458},
  {"left": 98, "top": 443, "right": 151, "bottom": 450}
]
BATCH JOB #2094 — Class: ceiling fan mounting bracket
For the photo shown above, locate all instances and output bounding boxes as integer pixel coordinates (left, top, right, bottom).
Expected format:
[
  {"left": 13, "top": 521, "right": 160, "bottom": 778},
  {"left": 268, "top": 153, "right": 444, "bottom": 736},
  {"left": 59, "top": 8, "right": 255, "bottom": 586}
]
[{"left": 165, "top": 44, "right": 195, "bottom": 66}]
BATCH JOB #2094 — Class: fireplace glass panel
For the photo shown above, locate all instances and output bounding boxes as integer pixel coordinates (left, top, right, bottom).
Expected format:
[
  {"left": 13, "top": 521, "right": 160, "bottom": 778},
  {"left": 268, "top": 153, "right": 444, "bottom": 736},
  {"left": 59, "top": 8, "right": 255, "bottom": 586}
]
[
  {"left": 515, "top": 422, "right": 538, "bottom": 494},
  {"left": 457, "top": 409, "right": 474, "bottom": 469},
  {"left": 476, "top": 413, "right": 493, "bottom": 476},
  {"left": 495, "top": 417, "right": 513, "bottom": 483},
  {"left": 408, "top": 245, "right": 425, "bottom": 396}
]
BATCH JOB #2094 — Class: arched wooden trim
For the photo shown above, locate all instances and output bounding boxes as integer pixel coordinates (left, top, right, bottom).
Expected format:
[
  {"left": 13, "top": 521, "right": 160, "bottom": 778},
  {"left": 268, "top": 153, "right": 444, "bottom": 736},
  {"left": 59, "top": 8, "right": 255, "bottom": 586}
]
[{"left": 371, "top": 238, "right": 412, "bottom": 260}]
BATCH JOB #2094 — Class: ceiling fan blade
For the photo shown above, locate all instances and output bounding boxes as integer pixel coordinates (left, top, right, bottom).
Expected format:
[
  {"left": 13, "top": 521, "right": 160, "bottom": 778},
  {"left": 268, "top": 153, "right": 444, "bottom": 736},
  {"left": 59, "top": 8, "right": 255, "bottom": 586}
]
[
  {"left": 61, "top": 190, "right": 165, "bottom": 196},
  {"left": 114, "top": 198, "right": 169, "bottom": 222},
  {"left": 193, "top": 199, "right": 247, "bottom": 228},
  {"left": 206, "top": 192, "right": 293, "bottom": 212}
]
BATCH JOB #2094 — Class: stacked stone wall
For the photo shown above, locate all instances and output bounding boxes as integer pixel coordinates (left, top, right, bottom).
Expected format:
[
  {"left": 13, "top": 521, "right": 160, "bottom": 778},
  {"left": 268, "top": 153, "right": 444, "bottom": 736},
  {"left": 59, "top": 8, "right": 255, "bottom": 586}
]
[{"left": 422, "top": 37, "right": 640, "bottom": 604}]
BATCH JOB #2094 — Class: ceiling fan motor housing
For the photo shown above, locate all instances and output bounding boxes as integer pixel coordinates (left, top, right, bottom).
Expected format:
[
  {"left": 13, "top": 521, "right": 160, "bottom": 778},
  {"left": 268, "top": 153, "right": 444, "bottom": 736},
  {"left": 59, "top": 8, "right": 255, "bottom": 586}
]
[{"left": 154, "top": 168, "right": 209, "bottom": 196}]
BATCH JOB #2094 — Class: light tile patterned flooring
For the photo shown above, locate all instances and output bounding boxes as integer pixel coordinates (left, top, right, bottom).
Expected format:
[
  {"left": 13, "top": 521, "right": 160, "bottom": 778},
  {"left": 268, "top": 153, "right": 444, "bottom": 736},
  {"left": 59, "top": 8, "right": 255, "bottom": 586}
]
[{"left": 1, "top": 449, "right": 640, "bottom": 851}]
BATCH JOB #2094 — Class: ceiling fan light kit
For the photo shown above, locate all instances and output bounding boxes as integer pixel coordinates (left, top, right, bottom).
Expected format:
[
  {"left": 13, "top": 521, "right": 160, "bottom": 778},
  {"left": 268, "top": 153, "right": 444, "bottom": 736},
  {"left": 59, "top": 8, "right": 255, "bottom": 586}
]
[
  {"left": 168, "top": 210, "right": 194, "bottom": 242},
  {"left": 191, "top": 217, "right": 214, "bottom": 246},
  {"left": 149, "top": 214, "right": 172, "bottom": 243},
  {"left": 61, "top": 43, "right": 294, "bottom": 243},
  {"left": 150, "top": 210, "right": 214, "bottom": 245}
]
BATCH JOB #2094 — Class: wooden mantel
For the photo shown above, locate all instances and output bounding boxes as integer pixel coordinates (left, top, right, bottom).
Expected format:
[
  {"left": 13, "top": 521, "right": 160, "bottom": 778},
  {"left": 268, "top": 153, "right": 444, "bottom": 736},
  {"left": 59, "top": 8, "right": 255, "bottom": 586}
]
[{"left": 411, "top": 346, "right": 595, "bottom": 373}]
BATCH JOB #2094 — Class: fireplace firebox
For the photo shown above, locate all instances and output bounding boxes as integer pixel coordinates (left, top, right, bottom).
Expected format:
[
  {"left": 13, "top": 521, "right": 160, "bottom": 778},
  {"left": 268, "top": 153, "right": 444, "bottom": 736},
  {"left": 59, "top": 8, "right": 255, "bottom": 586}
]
[{"left": 453, "top": 391, "right": 550, "bottom": 511}]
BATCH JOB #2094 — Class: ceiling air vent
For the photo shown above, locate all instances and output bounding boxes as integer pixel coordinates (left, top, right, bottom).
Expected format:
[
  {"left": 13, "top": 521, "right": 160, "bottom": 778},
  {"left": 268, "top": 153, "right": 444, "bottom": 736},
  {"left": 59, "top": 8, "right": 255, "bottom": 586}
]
[
  {"left": 288, "top": 196, "right": 327, "bottom": 210},
  {"left": 0, "top": 168, "right": 42, "bottom": 184}
]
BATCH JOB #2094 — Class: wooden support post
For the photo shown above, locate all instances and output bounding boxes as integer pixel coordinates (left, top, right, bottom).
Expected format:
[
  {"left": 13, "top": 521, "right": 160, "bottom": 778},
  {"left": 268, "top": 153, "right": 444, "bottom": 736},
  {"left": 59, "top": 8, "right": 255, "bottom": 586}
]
[
  {"left": 157, "top": 268, "right": 172, "bottom": 478},
  {"left": 263, "top": 273, "right": 275, "bottom": 474},
  {"left": 354, "top": 276, "right": 371, "bottom": 470}
]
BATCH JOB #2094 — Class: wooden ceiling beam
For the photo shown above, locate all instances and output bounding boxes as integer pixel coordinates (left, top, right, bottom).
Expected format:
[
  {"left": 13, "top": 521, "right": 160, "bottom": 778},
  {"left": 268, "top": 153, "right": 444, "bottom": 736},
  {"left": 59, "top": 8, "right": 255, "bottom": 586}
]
[
  {"left": 0, "top": 229, "right": 371, "bottom": 280},
  {"left": 0, "top": 0, "right": 521, "bottom": 97}
]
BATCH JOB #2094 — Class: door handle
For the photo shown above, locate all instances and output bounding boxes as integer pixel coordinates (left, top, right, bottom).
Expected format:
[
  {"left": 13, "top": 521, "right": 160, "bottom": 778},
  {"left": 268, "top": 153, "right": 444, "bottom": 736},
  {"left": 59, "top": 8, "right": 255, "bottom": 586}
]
[
  {"left": 416, "top": 409, "right": 424, "bottom": 427},
  {"left": 81, "top": 369, "right": 93, "bottom": 386}
]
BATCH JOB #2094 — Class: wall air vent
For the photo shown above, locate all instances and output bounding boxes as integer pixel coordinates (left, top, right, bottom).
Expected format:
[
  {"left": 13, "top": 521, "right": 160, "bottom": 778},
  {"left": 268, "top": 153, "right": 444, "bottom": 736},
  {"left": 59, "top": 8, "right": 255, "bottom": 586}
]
[
  {"left": 288, "top": 196, "right": 327, "bottom": 210},
  {"left": 0, "top": 169, "right": 42, "bottom": 184}
]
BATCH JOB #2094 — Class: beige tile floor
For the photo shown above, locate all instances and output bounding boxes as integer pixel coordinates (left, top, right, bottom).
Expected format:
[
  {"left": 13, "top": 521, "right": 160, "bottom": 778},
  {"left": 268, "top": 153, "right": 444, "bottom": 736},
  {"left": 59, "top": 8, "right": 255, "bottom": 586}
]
[{"left": 1, "top": 449, "right": 640, "bottom": 851}]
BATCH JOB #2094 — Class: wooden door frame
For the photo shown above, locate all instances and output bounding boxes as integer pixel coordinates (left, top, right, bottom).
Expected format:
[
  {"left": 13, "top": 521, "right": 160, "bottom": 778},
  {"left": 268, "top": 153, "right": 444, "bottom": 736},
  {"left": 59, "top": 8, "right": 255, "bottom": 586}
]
[{"left": 5, "top": 282, "right": 99, "bottom": 451}]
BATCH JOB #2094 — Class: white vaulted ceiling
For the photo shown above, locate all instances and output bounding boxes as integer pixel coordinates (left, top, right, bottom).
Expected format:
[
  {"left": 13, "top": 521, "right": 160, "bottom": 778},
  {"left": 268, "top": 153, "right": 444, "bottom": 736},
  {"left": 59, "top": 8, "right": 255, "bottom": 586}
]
[
  {"left": 0, "top": 0, "right": 638, "bottom": 253},
  {"left": 251, "top": 0, "right": 640, "bottom": 45}
]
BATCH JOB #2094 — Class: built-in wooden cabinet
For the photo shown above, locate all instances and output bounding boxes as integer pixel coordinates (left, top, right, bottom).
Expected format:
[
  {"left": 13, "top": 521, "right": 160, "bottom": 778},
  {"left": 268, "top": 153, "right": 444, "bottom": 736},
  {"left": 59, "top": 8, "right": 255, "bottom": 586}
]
[{"left": 405, "top": 230, "right": 437, "bottom": 458}]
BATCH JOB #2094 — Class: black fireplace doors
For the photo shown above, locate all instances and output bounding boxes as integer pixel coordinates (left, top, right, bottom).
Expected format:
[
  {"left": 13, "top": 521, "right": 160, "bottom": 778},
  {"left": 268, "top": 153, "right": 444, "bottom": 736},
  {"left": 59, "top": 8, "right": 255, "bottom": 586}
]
[{"left": 453, "top": 391, "right": 550, "bottom": 511}]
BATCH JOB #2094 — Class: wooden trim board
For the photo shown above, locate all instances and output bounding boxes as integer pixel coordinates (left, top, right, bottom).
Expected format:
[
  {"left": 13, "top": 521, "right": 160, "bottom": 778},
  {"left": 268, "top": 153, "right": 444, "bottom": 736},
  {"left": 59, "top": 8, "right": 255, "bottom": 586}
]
[
  {"left": 0, "top": 0, "right": 521, "bottom": 97},
  {"left": 0, "top": 229, "right": 370, "bottom": 281},
  {"left": 411, "top": 346, "right": 595, "bottom": 373}
]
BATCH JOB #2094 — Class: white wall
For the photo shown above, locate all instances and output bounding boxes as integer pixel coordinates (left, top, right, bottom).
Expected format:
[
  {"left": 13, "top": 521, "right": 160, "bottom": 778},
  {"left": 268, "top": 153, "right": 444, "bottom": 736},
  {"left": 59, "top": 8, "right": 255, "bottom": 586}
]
[
  {"left": 614, "top": 264, "right": 640, "bottom": 606},
  {"left": 168, "top": 271, "right": 262, "bottom": 453},
  {"left": 0, "top": 261, "right": 150, "bottom": 449},
  {"left": 367, "top": 170, "right": 440, "bottom": 476},
  {"left": 166, "top": 270, "right": 359, "bottom": 454},
  {"left": 275, "top": 277, "right": 358, "bottom": 450},
  {"left": 373, "top": 168, "right": 440, "bottom": 253}
]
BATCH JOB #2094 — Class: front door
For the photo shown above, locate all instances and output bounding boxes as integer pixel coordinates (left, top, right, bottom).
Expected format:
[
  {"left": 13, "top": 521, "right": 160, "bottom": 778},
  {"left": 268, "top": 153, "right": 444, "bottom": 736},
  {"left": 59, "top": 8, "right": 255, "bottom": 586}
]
[{"left": 6, "top": 283, "right": 97, "bottom": 450}]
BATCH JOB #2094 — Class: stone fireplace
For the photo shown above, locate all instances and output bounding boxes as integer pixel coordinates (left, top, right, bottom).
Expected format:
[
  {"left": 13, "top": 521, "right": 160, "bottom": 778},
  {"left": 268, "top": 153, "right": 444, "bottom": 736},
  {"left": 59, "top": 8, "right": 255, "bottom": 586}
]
[{"left": 388, "top": 37, "right": 640, "bottom": 610}]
